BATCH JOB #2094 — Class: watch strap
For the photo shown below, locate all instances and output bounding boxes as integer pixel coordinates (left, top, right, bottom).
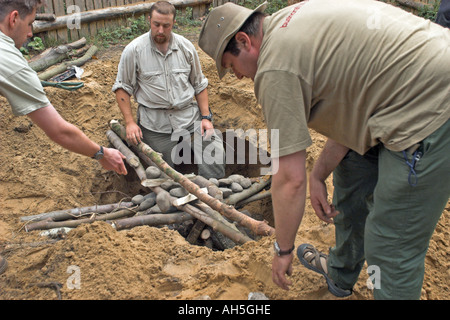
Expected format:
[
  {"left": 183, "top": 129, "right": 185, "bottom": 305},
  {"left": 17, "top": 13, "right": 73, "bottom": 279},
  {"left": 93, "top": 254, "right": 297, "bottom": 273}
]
[
  {"left": 274, "top": 242, "right": 295, "bottom": 256},
  {"left": 91, "top": 146, "right": 104, "bottom": 160}
]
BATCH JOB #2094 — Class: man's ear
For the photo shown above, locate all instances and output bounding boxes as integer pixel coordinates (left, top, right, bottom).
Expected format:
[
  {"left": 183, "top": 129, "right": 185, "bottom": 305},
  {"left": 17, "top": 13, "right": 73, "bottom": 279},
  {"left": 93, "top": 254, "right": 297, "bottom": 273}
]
[
  {"left": 235, "top": 31, "right": 251, "bottom": 50},
  {"left": 8, "top": 10, "right": 20, "bottom": 28}
]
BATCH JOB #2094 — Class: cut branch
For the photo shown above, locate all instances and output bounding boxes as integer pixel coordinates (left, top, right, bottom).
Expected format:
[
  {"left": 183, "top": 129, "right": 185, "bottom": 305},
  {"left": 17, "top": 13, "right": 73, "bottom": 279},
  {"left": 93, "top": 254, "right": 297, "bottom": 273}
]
[
  {"left": 20, "top": 201, "right": 134, "bottom": 222},
  {"left": 24, "top": 207, "right": 137, "bottom": 232},
  {"left": 112, "top": 212, "right": 194, "bottom": 230},
  {"left": 225, "top": 174, "right": 271, "bottom": 205}
]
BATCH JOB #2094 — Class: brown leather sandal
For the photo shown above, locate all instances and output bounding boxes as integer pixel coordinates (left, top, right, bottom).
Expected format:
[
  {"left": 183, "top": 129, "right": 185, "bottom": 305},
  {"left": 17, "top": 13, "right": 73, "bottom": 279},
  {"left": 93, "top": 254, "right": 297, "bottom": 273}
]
[{"left": 297, "top": 243, "right": 352, "bottom": 297}]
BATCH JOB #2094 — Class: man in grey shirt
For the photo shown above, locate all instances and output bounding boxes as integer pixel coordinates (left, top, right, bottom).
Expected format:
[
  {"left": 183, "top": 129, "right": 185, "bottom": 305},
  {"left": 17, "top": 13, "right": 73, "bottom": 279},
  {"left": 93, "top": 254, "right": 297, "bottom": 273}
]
[{"left": 113, "top": 1, "right": 225, "bottom": 179}]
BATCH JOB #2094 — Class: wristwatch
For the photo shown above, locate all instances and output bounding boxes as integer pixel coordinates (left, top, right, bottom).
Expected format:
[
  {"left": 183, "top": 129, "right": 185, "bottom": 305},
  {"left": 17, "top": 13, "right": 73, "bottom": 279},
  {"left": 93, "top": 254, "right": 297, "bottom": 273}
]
[
  {"left": 91, "top": 146, "right": 104, "bottom": 160},
  {"left": 274, "top": 241, "right": 295, "bottom": 256},
  {"left": 201, "top": 107, "right": 213, "bottom": 121}
]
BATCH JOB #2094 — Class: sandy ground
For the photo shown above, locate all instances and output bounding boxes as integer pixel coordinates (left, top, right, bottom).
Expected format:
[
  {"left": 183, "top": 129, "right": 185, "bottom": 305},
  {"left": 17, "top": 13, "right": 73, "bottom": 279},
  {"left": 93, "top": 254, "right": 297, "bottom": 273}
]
[{"left": 0, "top": 41, "right": 448, "bottom": 301}]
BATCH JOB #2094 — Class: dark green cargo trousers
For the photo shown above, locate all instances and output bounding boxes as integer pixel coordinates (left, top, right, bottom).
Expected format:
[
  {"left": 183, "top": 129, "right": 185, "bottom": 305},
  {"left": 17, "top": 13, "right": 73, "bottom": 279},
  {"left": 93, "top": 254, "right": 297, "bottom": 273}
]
[{"left": 328, "top": 120, "right": 450, "bottom": 299}]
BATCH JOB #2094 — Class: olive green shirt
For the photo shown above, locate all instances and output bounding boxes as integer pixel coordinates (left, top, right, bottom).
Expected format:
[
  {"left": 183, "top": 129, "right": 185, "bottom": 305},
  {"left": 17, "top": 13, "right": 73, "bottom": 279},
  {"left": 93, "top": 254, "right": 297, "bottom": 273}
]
[
  {"left": 0, "top": 30, "right": 50, "bottom": 116},
  {"left": 256, "top": 0, "right": 450, "bottom": 157}
]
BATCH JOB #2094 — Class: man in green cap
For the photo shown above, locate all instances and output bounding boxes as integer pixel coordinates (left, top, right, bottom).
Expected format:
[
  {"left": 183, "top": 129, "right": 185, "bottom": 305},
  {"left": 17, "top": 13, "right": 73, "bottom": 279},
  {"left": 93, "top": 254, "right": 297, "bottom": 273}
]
[{"left": 199, "top": 0, "right": 449, "bottom": 299}]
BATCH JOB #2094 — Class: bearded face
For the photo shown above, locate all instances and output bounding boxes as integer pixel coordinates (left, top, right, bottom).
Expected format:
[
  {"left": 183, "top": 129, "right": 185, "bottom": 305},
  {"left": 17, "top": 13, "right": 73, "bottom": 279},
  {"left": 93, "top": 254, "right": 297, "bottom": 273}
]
[{"left": 149, "top": 11, "right": 174, "bottom": 45}]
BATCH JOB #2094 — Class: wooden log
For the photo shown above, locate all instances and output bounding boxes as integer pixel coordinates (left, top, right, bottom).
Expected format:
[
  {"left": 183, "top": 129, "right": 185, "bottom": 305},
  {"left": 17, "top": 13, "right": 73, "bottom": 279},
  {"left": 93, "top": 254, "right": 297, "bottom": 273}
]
[
  {"left": 191, "top": 175, "right": 223, "bottom": 200},
  {"left": 38, "top": 45, "right": 98, "bottom": 81},
  {"left": 186, "top": 219, "right": 206, "bottom": 244},
  {"left": 106, "top": 130, "right": 141, "bottom": 168},
  {"left": 225, "top": 174, "right": 271, "bottom": 205},
  {"left": 235, "top": 190, "right": 272, "bottom": 209},
  {"left": 24, "top": 207, "right": 138, "bottom": 232},
  {"left": 29, "top": 37, "right": 87, "bottom": 72},
  {"left": 200, "top": 228, "right": 211, "bottom": 240},
  {"left": 110, "top": 120, "right": 275, "bottom": 237},
  {"left": 112, "top": 212, "right": 194, "bottom": 231},
  {"left": 35, "top": 13, "right": 57, "bottom": 21},
  {"left": 32, "top": 0, "right": 213, "bottom": 33},
  {"left": 20, "top": 201, "right": 135, "bottom": 222}
]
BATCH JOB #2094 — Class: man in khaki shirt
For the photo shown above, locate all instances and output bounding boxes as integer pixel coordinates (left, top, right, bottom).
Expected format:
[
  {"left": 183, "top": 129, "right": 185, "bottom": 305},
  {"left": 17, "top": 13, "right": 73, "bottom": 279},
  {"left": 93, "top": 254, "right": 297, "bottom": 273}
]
[
  {"left": 0, "top": 0, "right": 128, "bottom": 275},
  {"left": 199, "top": 0, "right": 449, "bottom": 299},
  {"left": 113, "top": 1, "right": 225, "bottom": 179}
]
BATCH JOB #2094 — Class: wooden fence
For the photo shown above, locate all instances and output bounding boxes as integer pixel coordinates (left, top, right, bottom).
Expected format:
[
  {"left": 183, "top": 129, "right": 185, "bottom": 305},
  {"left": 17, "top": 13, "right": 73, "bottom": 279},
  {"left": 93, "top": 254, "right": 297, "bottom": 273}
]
[
  {"left": 36, "top": 0, "right": 212, "bottom": 42},
  {"left": 35, "top": 0, "right": 439, "bottom": 42}
]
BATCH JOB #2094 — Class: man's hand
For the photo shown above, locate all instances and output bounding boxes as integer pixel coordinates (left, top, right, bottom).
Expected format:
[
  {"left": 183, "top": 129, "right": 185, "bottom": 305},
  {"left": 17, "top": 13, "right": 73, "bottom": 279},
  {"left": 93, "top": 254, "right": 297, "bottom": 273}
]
[
  {"left": 309, "top": 174, "right": 339, "bottom": 224},
  {"left": 272, "top": 253, "right": 294, "bottom": 290},
  {"left": 98, "top": 147, "right": 127, "bottom": 175},
  {"left": 201, "top": 119, "right": 215, "bottom": 140},
  {"left": 125, "top": 122, "right": 143, "bottom": 145}
]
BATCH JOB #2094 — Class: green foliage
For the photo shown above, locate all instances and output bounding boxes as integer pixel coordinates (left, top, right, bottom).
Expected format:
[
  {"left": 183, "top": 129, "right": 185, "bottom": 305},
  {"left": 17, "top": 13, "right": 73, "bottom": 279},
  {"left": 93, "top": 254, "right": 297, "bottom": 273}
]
[
  {"left": 239, "top": 0, "right": 289, "bottom": 15},
  {"left": 418, "top": 0, "right": 441, "bottom": 21},
  {"left": 95, "top": 15, "right": 150, "bottom": 47},
  {"left": 176, "top": 7, "right": 203, "bottom": 28}
]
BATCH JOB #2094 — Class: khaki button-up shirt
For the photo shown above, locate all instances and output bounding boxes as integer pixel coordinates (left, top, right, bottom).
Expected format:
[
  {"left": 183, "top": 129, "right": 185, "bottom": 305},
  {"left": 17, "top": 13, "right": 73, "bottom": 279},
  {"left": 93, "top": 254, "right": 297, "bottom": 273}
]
[{"left": 112, "top": 32, "right": 208, "bottom": 133}]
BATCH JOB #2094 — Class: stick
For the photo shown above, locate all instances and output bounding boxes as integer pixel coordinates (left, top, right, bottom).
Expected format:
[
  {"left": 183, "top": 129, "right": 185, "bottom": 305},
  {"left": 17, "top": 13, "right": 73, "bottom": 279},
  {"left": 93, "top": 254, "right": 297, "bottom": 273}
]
[
  {"left": 235, "top": 191, "right": 272, "bottom": 209},
  {"left": 20, "top": 201, "right": 134, "bottom": 222},
  {"left": 112, "top": 212, "right": 194, "bottom": 230},
  {"left": 110, "top": 120, "right": 275, "bottom": 237},
  {"left": 107, "top": 130, "right": 141, "bottom": 168},
  {"left": 24, "top": 207, "right": 137, "bottom": 232},
  {"left": 150, "top": 186, "right": 253, "bottom": 245},
  {"left": 225, "top": 174, "right": 271, "bottom": 205}
]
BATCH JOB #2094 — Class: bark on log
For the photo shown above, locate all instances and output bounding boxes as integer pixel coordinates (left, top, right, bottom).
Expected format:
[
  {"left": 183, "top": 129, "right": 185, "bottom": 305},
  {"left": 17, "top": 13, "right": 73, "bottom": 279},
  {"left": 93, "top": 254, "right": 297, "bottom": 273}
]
[
  {"left": 32, "top": 0, "right": 212, "bottom": 33},
  {"left": 20, "top": 201, "right": 134, "bottom": 222},
  {"left": 35, "top": 13, "right": 56, "bottom": 21},
  {"left": 112, "top": 212, "right": 194, "bottom": 230},
  {"left": 225, "top": 174, "right": 271, "bottom": 205},
  {"left": 38, "top": 45, "right": 98, "bottom": 80},
  {"left": 29, "top": 38, "right": 87, "bottom": 72},
  {"left": 24, "top": 207, "right": 138, "bottom": 232},
  {"left": 142, "top": 185, "right": 252, "bottom": 245},
  {"left": 235, "top": 191, "right": 272, "bottom": 209},
  {"left": 106, "top": 129, "right": 143, "bottom": 172},
  {"left": 186, "top": 219, "right": 206, "bottom": 244},
  {"left": 110, "top": 120, "right": 275, "bottom": 237}
]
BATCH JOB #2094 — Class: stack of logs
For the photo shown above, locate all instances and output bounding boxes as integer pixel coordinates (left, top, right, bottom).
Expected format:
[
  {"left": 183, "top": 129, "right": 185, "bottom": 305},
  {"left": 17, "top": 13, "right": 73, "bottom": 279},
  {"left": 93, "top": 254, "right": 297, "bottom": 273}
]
[
  {"left": 28, "top": 37, "right": 97, "bottom": 81},
  {"left": 21, "top": 120, "right": 275, "bottom": 251}
]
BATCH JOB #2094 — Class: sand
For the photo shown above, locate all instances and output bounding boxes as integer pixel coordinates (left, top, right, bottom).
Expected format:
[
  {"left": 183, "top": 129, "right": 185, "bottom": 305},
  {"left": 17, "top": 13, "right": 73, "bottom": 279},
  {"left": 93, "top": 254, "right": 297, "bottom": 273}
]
[{"left": 0, "top": 42, "right": 448, "bottom": 301}]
